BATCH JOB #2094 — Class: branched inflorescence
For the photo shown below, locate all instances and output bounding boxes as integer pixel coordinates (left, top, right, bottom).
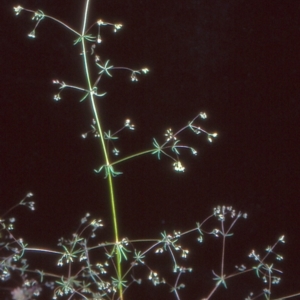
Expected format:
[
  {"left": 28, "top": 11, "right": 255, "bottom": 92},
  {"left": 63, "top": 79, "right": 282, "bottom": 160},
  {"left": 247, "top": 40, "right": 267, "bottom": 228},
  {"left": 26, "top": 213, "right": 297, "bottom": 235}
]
[
  {"left": 8, "top": 3, "right": 300, "bottom": 300},
  {"left": 1, "top": 199, "right": 291, "bottom": 300}
]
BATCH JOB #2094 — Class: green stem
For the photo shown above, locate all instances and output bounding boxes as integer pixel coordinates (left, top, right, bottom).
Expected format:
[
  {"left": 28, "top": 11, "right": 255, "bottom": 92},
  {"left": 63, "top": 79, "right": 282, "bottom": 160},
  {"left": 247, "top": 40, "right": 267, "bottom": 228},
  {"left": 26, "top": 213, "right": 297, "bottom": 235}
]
[
  {"left": 111, "top": 149, "right": 155, "bottom": 166},
  {"left": 81, "top": 1, "right": 122, "bottom": 298},
  {"left": 110, "top": 146, "right": 179, "bottom": 167}
]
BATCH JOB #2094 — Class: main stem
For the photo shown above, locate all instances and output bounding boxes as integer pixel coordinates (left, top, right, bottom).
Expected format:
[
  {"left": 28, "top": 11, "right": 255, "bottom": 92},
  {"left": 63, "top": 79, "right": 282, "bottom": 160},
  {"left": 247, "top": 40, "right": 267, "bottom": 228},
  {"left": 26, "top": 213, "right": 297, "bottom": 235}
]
[{"left": 82, "top": 1, "right": 123, "bottom": 298}]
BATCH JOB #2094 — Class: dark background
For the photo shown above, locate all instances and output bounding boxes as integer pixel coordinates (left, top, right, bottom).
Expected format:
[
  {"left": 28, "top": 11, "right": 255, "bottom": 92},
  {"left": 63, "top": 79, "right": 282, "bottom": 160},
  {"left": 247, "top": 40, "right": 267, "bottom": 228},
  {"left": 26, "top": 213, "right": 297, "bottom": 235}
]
[{"left": 1, "top": 0, "right": 300, "bottom": 299}]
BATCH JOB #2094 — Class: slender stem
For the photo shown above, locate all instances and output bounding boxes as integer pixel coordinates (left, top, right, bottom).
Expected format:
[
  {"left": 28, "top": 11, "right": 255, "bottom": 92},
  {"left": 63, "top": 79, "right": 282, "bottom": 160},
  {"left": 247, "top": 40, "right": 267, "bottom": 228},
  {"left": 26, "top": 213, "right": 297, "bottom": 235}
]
[
  {"left": 110, "top": 145, "right": 186, "bottom": 167},
  {"left": 25, "top": 248, "right": 62, "bottom": 255},
  {"left": 111, "top": 149, "right": 155, "bottom": 166},
  {"left": 43, "top": 14, "right": 80, "bottom": 36},
  {"left": 21, "top": 8, "right": 80, "bottom": 36},
  {"left": 221, "top": 221, "right": 225, "bottom": 277},
  {"left": 81, "top": 1, "right": 122, "bottom": 298}
]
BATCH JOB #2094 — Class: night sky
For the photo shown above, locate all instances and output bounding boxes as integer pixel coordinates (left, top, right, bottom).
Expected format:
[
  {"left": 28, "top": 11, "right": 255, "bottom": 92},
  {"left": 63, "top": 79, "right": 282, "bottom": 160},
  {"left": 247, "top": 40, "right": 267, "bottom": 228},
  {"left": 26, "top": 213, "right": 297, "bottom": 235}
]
[{"left": 1, "top": 1, "right": 300, "bottom": 299}]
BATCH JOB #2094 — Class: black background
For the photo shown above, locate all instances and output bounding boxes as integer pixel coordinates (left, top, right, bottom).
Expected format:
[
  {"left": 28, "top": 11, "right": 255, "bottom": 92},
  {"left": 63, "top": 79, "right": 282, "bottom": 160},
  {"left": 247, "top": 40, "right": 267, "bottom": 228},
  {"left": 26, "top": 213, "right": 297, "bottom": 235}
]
[{"left": 1, "top": 0, "right": 300, "bottom": 299}]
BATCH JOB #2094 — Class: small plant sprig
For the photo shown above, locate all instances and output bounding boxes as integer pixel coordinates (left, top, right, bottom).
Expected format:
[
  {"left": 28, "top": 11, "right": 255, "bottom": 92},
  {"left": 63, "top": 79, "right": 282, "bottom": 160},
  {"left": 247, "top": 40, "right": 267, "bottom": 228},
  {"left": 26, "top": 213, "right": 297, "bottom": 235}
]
[
  {"left": 93, "top": 111, "right": 217, "bottom": 177},
  {"left": 8, "top": 2, "right": 300, "bottom": 300},
  {"left": 13, "top": 3, "right": 217, "bottom": 299}
]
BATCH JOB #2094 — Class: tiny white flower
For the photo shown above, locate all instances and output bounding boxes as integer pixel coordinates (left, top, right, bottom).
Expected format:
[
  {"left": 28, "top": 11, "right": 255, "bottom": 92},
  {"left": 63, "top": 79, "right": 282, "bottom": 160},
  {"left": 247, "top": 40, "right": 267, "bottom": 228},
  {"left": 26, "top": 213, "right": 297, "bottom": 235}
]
[
  {"left": 191, "top": 148, "right": 197, "bottom": 155},
  {"left": 28, "top": 30, "right": 36, "bottom": 38},
  {"left": 114, "top": 24, "right": 123, "bottom": 32},
  {"left": 13, "top": 6, "right": 23, "bottom": 15},
  {"left": 200, "top": 112, "right": 207, "bottom": 119},
  {"left": 208, "top": 133, "right": 218, "bottom": 142},
  {"left": 173, "top": 161, "right": 185, "bottom": 172},
  {"left": 125, "top": 119, "right": 135, "bottom": 130},
  {"left": 54, "top": 94, "right": 61, "bottom": 101},
  {"left": 113, "top": 148, "right": 120, "bottom": 156},
  {"left": 131, "top": 72, "right": 138, "bottom": 81}
]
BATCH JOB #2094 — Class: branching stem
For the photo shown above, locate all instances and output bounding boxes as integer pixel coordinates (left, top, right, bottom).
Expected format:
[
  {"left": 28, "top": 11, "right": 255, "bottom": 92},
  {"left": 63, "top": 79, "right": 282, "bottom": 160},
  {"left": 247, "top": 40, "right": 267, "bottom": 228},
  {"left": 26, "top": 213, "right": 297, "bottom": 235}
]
[{"left": 81, "top": 1, "right": 122, "bottom": 299}]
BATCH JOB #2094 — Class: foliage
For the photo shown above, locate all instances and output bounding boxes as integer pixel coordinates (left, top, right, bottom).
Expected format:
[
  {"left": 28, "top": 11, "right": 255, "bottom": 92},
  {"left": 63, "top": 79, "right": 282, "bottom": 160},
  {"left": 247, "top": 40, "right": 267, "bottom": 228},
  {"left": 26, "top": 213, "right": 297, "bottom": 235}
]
[{"left": 1, "top": 2, "right": 299, "bottom": 300}]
